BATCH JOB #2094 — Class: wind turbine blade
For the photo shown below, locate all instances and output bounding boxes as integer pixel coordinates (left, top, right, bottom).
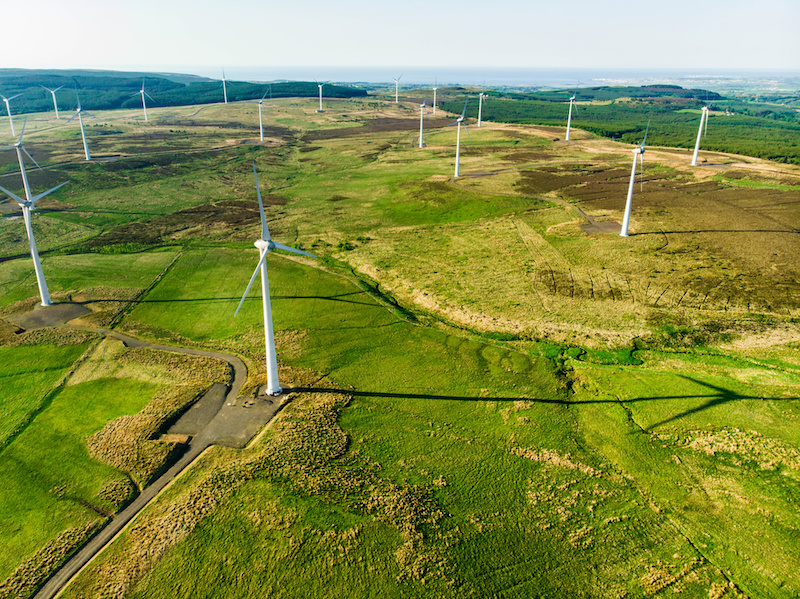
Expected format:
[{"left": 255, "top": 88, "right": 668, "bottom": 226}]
[
  {"left": 31, "top": 180, "right": 70, "bottom": 204},
  {"left": 460, "top": 99, "right": 468, "bottom": 119},
  {"left": 252, "top": 162, "right": 270, "bottom": 241},
  {"left": 17, "top": 117, "right": 27, "bottom": 142},
  {"left": 65, "top": 113, "right": 79, "bottom": 124},
  {"left": 641, "top": 119, "right": 650, "bottom": 149},
  {"left": 0, "top": 183, "right": 25, "bottom": 204},
  {"left": 22, "top": 147, "right": 43, "bottom": 171},
  {"left": 55, "top": 85, "right": 65, "bottom": 92},
  {"left": 463, "top": 123, "right": 472, "bottom": 140},
  {"left": 271, "top": 242, "right": 317, "bottom": 258},
  {"left": 40, "top": 85, "right": 53, "bottom": 93},
  {"left": 8, "top": 94, "right": 21, "bottom": 101},
  {"left": 261, "top": 89, "right": 269, "bottom": 101},
  {"left": 83, "top": 111, "right": 100, "bottom": 120},
  {"left": 144, "top": 92, "right": 155, "bottom": 101},
  {"left": 234, "top": 252, "right": 268, "bottom": 317},
  {"left": 446, "top": 120, "right": 459, "bottom": 127},
  {"left": 129, "top": 90, "right": 140, "bottom": 98}
]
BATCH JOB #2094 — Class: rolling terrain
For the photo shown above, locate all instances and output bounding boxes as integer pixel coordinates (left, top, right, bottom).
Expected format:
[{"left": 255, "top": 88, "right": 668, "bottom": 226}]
[{"left": 0, "top": 88, "right": 798, "bottom": 598}]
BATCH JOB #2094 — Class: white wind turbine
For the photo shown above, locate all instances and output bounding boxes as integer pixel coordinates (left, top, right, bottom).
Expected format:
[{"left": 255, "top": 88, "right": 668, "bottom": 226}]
[
  {"left": 235, "top": 162, "right": 317, "bottom": 396},
  {"left": 0, "top": 120, "right": 70, "bottom": 306},
  {"left": 316, "top": 81, "right": 326, "bottom": 113},
  {"left": 1, "top": 93, "right": 22, "bottom": 136},
  {"left": 41, "top": 85, "right": 65, "bottom": 119},
  {"left": 565, "top": 91, "right": 577, "bottom": 141},
  {"left": 131, "top": 80, "right": 154, "bottom": 121},
  {"left": 249, "top": 88, "right": 270, "bottom": 141},
  {"left": 620, "top": 121, "right": 649, "bottom": 237},
  {"left": 418, "top": 93, "right": 429, "bottom": 148},
  {"left": 222, "top": 69, "right": 229, "bottom": 103},
  {"left": 66, "top": 91, "right": 98, "bottom": 161},
  {"left": 448, "top": 99, "right": 470, "bottom": 177},
  {"left": 393, "top": 74, "right": 402, "bottom": 103},
  {"left": 691, "top": 105, "right": 710, "bottom": 166},
  {"left": 477, "top": 91, "right": 486, "bottom": 127},
  {"left": 432, "top": 78, "right": 438, "bottom": 114}
]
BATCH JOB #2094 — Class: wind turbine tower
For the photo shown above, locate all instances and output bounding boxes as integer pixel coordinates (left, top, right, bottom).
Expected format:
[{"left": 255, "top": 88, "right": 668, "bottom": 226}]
[
  {"left": 249, "top": 89, "right": 270, "bottom": 141},
  {"left": 620, "top": 122, "right": 649, "bottom": 237},
  {"left": 0, "top": 121, "right": 70, "bottom": 306},
  {"left": 691, "top": 105, "right": 709, "bottom": 166},
  {"left": 316, "top": 82, "right": 325, "bottom": 113},
  {"left": 41, "top": 85, "right": 65, "bottom": 119},
  {"left": 1, "top": 94, "right": 21, "bottom": 136},
  {"left": 67, "top": 92, "right": 98, "bottom": 161},
  {"left": 131, "top": 80, "right": 154, "bottom": 121},
  {"left": 235, "top": 163, "right": 317, "bottom": 396},
  {"left": 448, "top": 100, "right": 470, "bottom": 177},
  {"left": 222, "top": 69, "right": 228, "bottom": 103},
  {"left": 478, "top": 92, "right": 486, "bottom": 127},
  {"left": 418, "top": 94, "right": 428, "bottom": 148},
  {"left": 393, "top": 74, "right": 402, "bottom": 103},
  {"left": 432, "top": 78, "right": 438, "bottom": 114},
  {"left": 566, "top": 92, "right": 577, "bottom": 141}
]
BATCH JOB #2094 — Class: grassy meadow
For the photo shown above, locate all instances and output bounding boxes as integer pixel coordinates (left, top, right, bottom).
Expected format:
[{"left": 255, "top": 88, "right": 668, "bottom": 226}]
[{"left": 0, "top": 91, "right": 798, "bottom": 598}]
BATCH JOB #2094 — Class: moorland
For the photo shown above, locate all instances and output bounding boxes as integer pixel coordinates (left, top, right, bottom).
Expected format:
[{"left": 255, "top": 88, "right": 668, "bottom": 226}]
[{"left": 0, "top": 77, "right": 798, "bottom": 599}]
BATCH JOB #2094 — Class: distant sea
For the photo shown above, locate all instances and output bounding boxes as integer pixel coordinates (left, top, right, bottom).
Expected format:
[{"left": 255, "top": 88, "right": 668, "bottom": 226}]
[{"left": 180, "top": 66, "right": 800, "bottom": 93}]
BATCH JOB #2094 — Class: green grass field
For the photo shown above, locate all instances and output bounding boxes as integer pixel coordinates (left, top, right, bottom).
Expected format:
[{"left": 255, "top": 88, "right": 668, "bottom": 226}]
[{"left": 0, "top": 92, "right": 798, "bottom": 598}]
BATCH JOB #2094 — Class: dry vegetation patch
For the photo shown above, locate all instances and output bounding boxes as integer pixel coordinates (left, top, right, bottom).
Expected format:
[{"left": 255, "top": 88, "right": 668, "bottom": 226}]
[
  {"left": 0, "top": 522, "right": 100, "bottom": 599},
  {"left": 659, "top": 428, "right": 800, "bottom": 471}
]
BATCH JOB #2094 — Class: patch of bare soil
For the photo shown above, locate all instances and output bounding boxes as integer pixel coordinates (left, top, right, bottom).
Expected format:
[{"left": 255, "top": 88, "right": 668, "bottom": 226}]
[{"left": 6, "top": 303, "right": 90, "bottom": 331}]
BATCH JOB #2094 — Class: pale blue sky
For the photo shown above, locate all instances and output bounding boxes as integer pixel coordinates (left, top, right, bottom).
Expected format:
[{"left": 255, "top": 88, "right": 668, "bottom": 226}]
[{"left": 6, "top": 0, "right": 799, "bottom": 77}]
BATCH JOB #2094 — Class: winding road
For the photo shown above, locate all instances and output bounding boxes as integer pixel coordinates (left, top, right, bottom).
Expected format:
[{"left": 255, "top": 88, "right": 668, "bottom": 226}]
[{"left": 32, "top": 323, "right": 283, "bottom": 599}]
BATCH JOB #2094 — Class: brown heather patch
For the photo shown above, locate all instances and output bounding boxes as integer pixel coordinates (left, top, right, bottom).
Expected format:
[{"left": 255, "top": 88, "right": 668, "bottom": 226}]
[
  {"left": 4, "top": 326, "right": 95, "bottom": 347},
  {"left": 658, "top": 428, "right": 800, "bottom": 471},
  {"left": 94, "top": 476, "right": 137, "bottom": 509},
  {"left": 512, "top": 446, "right": 602, "bottom": 477},
  {"left": 0, "top": 522, "right": 100, "bottom": 599}
]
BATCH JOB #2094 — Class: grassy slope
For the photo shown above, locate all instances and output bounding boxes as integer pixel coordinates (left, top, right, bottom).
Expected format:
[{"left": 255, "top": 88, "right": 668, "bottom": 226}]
[
  {"left": 64, "top": 248, "right": 794, "bottom": 598},
  {"left": 0, "top": 344, "right": 88, "bottom": 448},
  {"left": 0, "top": 378, "right": 160, "bottom": 579}
]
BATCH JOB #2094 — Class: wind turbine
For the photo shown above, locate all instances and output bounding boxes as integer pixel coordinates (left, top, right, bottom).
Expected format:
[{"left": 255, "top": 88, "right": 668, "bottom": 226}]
[
  {"left": 393, "top": 74, "right": 402, "bottom": 104},
  {"left": 249, "top": 88, "right": 270, "bottom": 141},
  {"left": 66, "top": 91, "right": 98, "bottom": 161},
  {"left": 131, "top": 80, "right": 154, "bottom": 121},
  {"left": 565, "top": 91, "right": 577, "bottom": 141},
  {"left": 432, "top": 78, "right": 438, "bottom": 115},
  {"left": 1, "top": 93, "right": 22, "bottom": 136},
  {"left": 620, "top": 121, "right": 649, "bottom": 237},
  {"left": 418, "top": 93, "right": 429, "bottom": 148},
  {"left": 41, "top": 85, "right": 65, "bottom": 119},
  {"left": 235, "top": 163, "right": 317, "bottom": 396},
  {"left": 0, "top": 120, "right": 70, "bottom": 306},
  {"left": 221, "top": 69, "right": 229, "bottom": 103},
  {"left": 448, "top": 100, "right": 470, "bottom": 177},
  {"left": 691, "top": 105, "right": 710, "bottom": 166},
  {"left": 477, "top": 92, "right": 486, "bottom": 127},
  {"left": 316, "top": 81, "right": 326, "bottom": 113}
]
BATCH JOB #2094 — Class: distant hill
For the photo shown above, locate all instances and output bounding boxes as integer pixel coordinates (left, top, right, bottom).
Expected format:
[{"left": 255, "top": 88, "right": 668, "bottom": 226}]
[{"left": 0, "top": 69, "right": 367, "bottom": 116}]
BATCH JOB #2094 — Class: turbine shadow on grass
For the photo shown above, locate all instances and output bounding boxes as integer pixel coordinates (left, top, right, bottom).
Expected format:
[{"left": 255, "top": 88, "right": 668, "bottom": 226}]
[
  {"left": 134, "top": 291, "right": 376, "bottom": 307},
  {"left": 290, "top": 375, "right": 795, "bottom": 432},
  {"left": 640, "top": 229, "right": 798, "bottom": 235}
]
